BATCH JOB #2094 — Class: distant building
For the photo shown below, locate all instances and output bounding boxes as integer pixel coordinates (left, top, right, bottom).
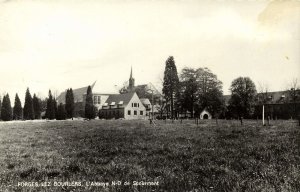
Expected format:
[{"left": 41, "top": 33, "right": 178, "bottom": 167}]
[
  {"left": 56, "top": 81, "right": 114, "bottom": 117},
  {"left": 224, "top": 90, "right": 300, "bottom": 119},
  {"left": 99, "top": 92, "right": 146, "bottom": 120},
  {"left": 55, "top": 67, "right": 163, "bottom": 118}
]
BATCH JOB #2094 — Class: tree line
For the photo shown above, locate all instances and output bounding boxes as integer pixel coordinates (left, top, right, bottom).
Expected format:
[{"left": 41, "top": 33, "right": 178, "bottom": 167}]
[
  {"left": 162, "top": 56, "right": 299, "bottom": 120},
  {"left": 0, "top": 85, "right": 96, "bottom": 121}
]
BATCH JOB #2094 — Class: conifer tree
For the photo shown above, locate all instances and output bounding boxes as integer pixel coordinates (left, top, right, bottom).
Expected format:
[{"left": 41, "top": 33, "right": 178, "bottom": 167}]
[
  {"left": 1, "top": 94, "right": 12, "bottom": 121},
  {"left": 32, "top": 94, "right": 41, "bottom": 119},
  {"left": 163, "top": 56, "right": 179, "bottom": 119},
  {"left": 0, "top": 96, "right": 2, "bottom": 120},
  {"left": 65, "top": 88, "right": 75, "bottom": 119},
  {"left": 13, "top": 93, "right": 22, "bottom": 120},
  {"left": 23, "top": 88, "right": 34, "bottom": 120},
  {"left": 85, "top": 86, "right": 95, "bottom": 119},
  {"left": 46, "top": 90, "right": 56, "bottom": 120},
  {"left": 56, "top": 103, "right": 66, "bottom": 120},
  {"left": 53, "top": 97, "right": 57, "bottom": 119}
]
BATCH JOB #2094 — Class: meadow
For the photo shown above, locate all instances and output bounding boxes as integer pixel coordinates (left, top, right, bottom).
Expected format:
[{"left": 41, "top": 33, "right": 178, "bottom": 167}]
[{"left": 0, "top": 119, "right": 299, "bottom": 192}]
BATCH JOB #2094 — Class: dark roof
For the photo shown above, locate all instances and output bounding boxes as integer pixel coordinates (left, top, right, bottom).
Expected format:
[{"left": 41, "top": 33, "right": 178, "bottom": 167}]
[
  {"left": 104, "top": 92, "right": 136, "bottom": 107},
  {"left": 224, "top": 90, "right": 298, "bottom": 105},
  {"left": 257, "top": 90, "right": 292, "bottom": 104},
  {"left": 57, "top": 81, "right": 96, "bottom": 104}
]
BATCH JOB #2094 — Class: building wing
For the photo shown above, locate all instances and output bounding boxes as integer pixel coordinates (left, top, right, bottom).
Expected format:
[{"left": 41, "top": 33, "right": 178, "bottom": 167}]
[{"left": 56, "top": 81, "right": 96, "bottom": 104}]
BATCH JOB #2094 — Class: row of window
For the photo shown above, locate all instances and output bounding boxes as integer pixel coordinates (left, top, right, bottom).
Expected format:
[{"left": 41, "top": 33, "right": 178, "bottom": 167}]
[
  {"left": 128, "top": 110, "right": 143, "bottom": 116},
  {"left": 93, "top": 96, "right": 101, "bottom": 104},
  {"left": 131, "top": 103, "right": 140, "bottom": 107}
]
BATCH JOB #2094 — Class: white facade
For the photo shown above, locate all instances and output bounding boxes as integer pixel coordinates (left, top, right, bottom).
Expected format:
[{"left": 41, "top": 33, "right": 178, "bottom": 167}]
[{"left": 124, "top": 93, "right": 146, "bottom": 120}]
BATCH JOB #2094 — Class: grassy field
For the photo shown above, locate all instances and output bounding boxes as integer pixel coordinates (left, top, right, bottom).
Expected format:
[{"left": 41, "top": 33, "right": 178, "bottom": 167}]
[{"left": 0, "top": 119, "right": 299, "bottom": 192}]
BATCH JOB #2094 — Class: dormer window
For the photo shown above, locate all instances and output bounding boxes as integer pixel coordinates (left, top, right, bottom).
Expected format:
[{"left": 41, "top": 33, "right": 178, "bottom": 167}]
[{"left": 110, "top": 102, "right": 115, "bottom": 106}]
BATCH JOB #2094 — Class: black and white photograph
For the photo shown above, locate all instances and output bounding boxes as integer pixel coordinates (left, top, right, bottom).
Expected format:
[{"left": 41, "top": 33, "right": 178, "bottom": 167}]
[{"left": 0, "top": 0, "right": 299, "bottom": 191}]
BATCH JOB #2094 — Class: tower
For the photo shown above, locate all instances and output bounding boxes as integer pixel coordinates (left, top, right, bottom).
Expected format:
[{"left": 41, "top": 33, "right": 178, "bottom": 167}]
[{"left": 128, "top": 66, "right": 135, "bottom": 91}]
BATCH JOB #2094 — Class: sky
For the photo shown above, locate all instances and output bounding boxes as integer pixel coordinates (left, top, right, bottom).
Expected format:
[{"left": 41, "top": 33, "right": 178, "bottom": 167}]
[{"left": 0, "top": 0, "right": 299, "bottom": 104}]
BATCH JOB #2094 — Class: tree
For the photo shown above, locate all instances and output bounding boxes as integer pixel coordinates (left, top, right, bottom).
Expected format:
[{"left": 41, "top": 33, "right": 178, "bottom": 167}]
[
  {"left": 0, "top": 96, "right": 2, "bottom": 119},
  {"left": 23, "top": 88, "right": 34, "bottom": 120},
  {"left": 162, "top": 56, "right": 179, "bottom": 119},
  {"left": 46, "top": 90, "right": 56, "bottom": 120},
  {"left": 85, "top": 85, "right": 95, "bottom": 119},
  {"left": 65, "top": 88, "right": 75, "bottom": 119},
  {"left": 1, "top": 94, "right": 12, "bottom": 121},
  {"left": 205, "top": 87, "right": 225, "bottom": 119},
  {"left": 178, "top": 67, "right": 224, "bottom": 118},
  {"left": 53, "top": 97, "right": 57, "bottom": 119},
  {"left": 56, "top": 103, "right": 66, "bottom": 120},
  {"left": 32, "top": 94, "right": 41, "bottom": 119},
  {"left": 179, "top": 68, "right": 199, "bottom": 118},
  {"left": 13, "top": 94, "right": 22, "bottom": 120},
  {"left": 229, "top": 77, "right": 257, "bottom": 119}
]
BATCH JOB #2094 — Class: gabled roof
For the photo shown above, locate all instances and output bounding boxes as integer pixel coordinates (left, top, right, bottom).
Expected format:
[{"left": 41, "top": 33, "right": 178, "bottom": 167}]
[
  {"left": 57, "top": 81, "right": 96, "bottom": 104},
  {"left": 104, "top": 92, "right": 136, "bottom": 107}
]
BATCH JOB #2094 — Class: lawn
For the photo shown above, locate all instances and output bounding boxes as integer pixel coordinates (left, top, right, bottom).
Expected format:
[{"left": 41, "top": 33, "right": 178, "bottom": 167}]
[{"left": 0, "top": 119, "right": 299, "bottom": 192}]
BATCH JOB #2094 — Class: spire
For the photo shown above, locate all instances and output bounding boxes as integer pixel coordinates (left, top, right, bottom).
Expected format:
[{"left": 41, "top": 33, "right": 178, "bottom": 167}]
[{"left": 129, "top": 66, "right": 135, "bottom": 91}]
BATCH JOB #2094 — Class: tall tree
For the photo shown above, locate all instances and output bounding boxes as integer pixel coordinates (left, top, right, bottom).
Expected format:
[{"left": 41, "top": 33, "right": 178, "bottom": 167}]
[
  {"left": 32, "top": 94, "right": 41, "bottom": 119},
  {"left": 1, "top": 94, "right": 12, "bottom": 121},
  {"left": 13, "top": 93, "right": 22, "bottom": 120},
  {"left": 23, "top": 88, "right": 34, "bottom": 120},
  {"left": 179, "top": 68, "right": 199, "bottom": 118},
  {"left": 46, "top": 90, "right": 56, "bottom": 120},
  {"left": 53, "top": 96, "right": 57, "bottom": 119},
  {"left": 0, "top": 96, "right": 2, "bottom": 119},
  {"left": 205, "top": 87, "right": 225, "bottom": 118},
  {"left": 229, "top": 77, "right": 257, "bottom": 119},
  {"left": 162, "top": 56, "right": 179, "bottom": 119},
  {"left": 65, "top": 88, "right": 75, "bottom": 119},
  {"left": 85, "top": 85, "right": 95, "bottom": 119},
  {"left": 56, "top": 103, "right": 66, "bottom": 120}
]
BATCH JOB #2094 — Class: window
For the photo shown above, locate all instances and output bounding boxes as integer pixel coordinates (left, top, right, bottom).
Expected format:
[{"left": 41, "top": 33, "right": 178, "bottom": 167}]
[
  {"left": 128, "top": 110, "right": 131, "bottom": 115},
  {"left": 134, "top": 103, "right": 137, "bottom": 107},
  {"left": 94, "top": 96, "right": 97, "bottom": 104},
  {"left": 138, "top": 103, "right": 139, "bottom": 107},
  {"left": 98, "top": 96, "right": 101, "bottom": 104},
  {"left": 134, "top": 110, "right": 137, "bottom": 115},
  {"left": 140, "top": 111, "right": 143, "bottom": 115}
]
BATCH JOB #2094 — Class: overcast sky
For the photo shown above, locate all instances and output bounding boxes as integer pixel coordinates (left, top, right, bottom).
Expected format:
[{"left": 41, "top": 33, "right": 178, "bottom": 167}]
[{"left": 0, "top": 0, "right": 299, "bottom": 104}]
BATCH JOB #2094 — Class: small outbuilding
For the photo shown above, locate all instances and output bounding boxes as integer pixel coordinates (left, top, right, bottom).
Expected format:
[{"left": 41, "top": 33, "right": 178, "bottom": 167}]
[{"left": 199, "top": 109, "right": 212, "bottom": 119}]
